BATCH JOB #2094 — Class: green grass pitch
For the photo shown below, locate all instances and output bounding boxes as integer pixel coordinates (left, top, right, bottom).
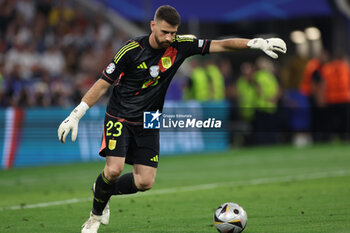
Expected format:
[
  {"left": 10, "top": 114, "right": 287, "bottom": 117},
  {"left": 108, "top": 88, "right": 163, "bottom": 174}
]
[{"left": 1, "top": 143, "right": 350, "bottom": 233}]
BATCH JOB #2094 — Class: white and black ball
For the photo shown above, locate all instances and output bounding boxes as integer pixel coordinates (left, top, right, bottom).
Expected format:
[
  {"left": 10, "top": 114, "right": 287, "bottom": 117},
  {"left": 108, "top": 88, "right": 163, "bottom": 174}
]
[{"left": 214, "top": 202, "right": 247, "bottom": 233}]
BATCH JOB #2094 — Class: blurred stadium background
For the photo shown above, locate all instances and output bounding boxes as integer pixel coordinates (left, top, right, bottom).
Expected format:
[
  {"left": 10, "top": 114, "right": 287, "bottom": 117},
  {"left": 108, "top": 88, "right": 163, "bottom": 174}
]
[
  {"left": 0, "top": 0, "right": 350, "bottom": 168},
  {"left": 1, "top": 1, "right": 350, "bottom": 233}
]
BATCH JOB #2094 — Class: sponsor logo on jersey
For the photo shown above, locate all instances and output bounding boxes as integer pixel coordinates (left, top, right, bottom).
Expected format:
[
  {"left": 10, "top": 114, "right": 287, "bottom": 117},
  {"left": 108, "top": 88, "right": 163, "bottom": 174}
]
[
  {"left": 137, "top": 61, "right": 147, "bottom": 69},
  {"left": 149, "top": 65, "right": 160, "bottom": 78},
  {"left": 143, "top": 110, "right": 161, "bottom": 129},
  {"left": 106, "top": 63, "right": 115, "bottom": 74},
  {"left": 161, "top": 57, "right": 172, "bottom": 69}
]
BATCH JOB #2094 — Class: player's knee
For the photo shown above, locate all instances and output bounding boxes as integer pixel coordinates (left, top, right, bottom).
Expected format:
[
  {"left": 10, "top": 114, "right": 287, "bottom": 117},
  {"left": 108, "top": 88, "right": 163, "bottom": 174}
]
[
  {"left": 137, "top": 182, "right": 153, "bottom": 191},
  {"left": 104, "top": 165, "right": 123, "bottom": 181},
  {"left": 135, "top": 176, "right": 154, "bottom": 191}
]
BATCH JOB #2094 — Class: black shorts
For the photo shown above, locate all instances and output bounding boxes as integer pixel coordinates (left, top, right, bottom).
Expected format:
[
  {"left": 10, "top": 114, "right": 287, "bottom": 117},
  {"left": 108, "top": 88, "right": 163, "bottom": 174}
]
[{"left": 99, "top": 113, "right": 160, "bottom": 168}]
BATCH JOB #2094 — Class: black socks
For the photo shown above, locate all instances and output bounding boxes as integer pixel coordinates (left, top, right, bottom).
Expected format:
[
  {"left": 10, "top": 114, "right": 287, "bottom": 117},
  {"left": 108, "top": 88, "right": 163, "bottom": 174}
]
[
  {"left": 92, "top": 172, "right": 139, "bottom": 215},
  {"left": 113, "top": 172, "right": 139, "bottom": 195},
  {"left": 92, "top": 172, "right": 114, "bottom": 215}
]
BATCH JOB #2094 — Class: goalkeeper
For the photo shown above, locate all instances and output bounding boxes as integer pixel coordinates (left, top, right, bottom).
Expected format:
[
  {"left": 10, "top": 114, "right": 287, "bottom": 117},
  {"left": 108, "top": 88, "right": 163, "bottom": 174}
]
[{"left": 58, "top": 5, "right": 286, "bottom": 233}]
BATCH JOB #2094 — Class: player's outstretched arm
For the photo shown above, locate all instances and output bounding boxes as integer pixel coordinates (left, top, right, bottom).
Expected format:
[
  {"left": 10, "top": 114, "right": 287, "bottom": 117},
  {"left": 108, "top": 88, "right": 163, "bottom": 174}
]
[
  {"left": 58, "top": 79, "right": 111, "bottom": 143},
  {"left": 209, "top": 38, "right": 287, "bottom": 59}
]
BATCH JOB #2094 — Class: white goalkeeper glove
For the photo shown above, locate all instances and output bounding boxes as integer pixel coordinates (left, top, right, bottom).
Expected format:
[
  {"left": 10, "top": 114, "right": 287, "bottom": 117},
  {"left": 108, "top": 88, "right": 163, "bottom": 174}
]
[
  {"left": 247, "top": 38, "right": 287, "bottom": 59},
  {"left": 58, "top": 102, "right": 89, "bottom": 143}
]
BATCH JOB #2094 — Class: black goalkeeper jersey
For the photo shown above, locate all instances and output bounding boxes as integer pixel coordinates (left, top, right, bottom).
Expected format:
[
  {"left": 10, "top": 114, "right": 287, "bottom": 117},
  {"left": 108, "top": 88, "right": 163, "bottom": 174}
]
[{"left": 100, "top": 35, "right": 211, "bottom": 123}]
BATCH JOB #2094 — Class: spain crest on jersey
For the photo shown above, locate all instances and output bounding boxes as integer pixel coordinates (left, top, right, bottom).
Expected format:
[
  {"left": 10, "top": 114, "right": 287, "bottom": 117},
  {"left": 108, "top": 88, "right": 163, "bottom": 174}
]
[
  {"left": 108, "top": 139, "right": 116, "bottom": 150},
  {"left": 161, "top": 57, "right": 172, "bottom": 69}
]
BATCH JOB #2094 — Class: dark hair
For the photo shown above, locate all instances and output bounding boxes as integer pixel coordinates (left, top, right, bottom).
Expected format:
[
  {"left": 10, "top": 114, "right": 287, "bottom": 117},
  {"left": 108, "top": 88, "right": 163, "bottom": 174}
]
[{"left": 154, "top": 5, "right": 181, "bottom": 26}]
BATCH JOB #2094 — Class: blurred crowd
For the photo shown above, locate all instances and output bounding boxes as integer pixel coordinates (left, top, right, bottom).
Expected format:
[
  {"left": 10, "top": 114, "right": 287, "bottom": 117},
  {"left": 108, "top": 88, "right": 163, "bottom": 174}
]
[
  {"left": 1, "top": 0, "right": 349, "bottom": 145},
  {"left": 0, "top": 0, "right": 127, "bottom": 107},
  {"left": 184, "top": 49, "right": 350, "bottom": 146}
]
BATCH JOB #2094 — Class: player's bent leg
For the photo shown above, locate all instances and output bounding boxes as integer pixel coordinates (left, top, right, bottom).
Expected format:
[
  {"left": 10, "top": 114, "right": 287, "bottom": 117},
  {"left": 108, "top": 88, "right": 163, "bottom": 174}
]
[
  {"left": 94, "top": 156, "right": 125, "bottom": 216},
  {"left": 104, "top": 156, "right": 125, "bottom": 181},
  {"left": 93, "top": 156, "right": 124, "bottom": 215},
  {"left": 111, "top": 164, "right": 156, "bottom": 195},
  {"left": 133, "top": 164, "right": 157, "bottom": 191},
  {"left": 112, "top": 172, "right": 139, "bottom": 195},
  {"left": 82, "top": 156, "right": 125, "bottom": 233}
]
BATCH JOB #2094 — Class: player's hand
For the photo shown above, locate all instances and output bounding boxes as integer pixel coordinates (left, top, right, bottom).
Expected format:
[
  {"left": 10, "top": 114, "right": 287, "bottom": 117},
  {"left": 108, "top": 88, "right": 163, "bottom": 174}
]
[
  {"left": 58, "top": 102, "right": 89, "bottom": 143},
  {"left": 247, "top": 38, "right": 287, "bottom": 59},
  {"left": 58, "top": 115, "right": 80, "bottom": 143}
]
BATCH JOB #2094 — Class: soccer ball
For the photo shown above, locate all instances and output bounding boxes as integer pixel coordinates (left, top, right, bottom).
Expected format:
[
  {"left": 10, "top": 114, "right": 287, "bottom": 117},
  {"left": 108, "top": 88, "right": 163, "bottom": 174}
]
[{"left": 214, "top": 202, "right": 247, "bottom": 233}]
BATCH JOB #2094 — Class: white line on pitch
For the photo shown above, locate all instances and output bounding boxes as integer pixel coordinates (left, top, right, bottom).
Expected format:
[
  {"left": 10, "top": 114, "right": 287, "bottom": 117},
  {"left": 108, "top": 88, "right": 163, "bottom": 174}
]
[{"left": 1, "top": 169, "right": 349, "bottom": 211}]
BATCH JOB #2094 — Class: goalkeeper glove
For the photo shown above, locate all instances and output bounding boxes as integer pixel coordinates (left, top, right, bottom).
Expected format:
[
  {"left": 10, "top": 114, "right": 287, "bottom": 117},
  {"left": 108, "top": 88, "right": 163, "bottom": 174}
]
[
  {"left": 58, "top": 101, "right": 89, "bottom": 143},
  {"left": 247, "top": 38, "right": 287, "bottom": 59}
]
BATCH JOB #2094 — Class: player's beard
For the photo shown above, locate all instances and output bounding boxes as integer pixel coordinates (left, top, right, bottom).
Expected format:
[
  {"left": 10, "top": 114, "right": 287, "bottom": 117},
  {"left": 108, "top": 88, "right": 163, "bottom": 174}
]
[{"left": 155, "top": 35, "right": 171, "bottom": 49}]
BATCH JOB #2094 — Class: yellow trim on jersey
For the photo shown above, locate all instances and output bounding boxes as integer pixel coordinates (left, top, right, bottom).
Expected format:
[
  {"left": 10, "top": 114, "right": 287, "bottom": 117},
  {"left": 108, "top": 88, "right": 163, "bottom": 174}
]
[
  {"left": 113, "top": 42, "right": 137, "bottom": 62},
  {"left": 174, "top": 34, "right": 196, "bottom": 42},
  {"left": 113, "top": 42, "right": 139, "bottom": 65},
  {"left": 177, "top": 39, "right": 194, "bottom": 42}
]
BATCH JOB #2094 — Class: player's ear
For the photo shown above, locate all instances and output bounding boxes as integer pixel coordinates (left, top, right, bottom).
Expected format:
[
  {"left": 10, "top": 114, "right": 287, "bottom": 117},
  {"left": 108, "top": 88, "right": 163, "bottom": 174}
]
[{"left": 150, "top": 20, "right": 155, "bottom": 32}]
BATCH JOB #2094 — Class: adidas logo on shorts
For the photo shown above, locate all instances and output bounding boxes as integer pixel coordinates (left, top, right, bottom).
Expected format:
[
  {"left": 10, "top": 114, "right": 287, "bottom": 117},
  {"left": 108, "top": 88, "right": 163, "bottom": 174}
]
[{"left": 150, "top": 155, "right": 159, "bottom": 162}]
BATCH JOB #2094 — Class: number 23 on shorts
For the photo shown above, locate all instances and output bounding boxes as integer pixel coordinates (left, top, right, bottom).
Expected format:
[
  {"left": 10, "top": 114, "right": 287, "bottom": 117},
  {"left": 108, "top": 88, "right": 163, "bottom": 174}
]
[
  {"left": 106, "top": 121, "right": 123, "bottom": 137},
  {"left": 106, "top": 121, "right": 123, "bottom": 150}
]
